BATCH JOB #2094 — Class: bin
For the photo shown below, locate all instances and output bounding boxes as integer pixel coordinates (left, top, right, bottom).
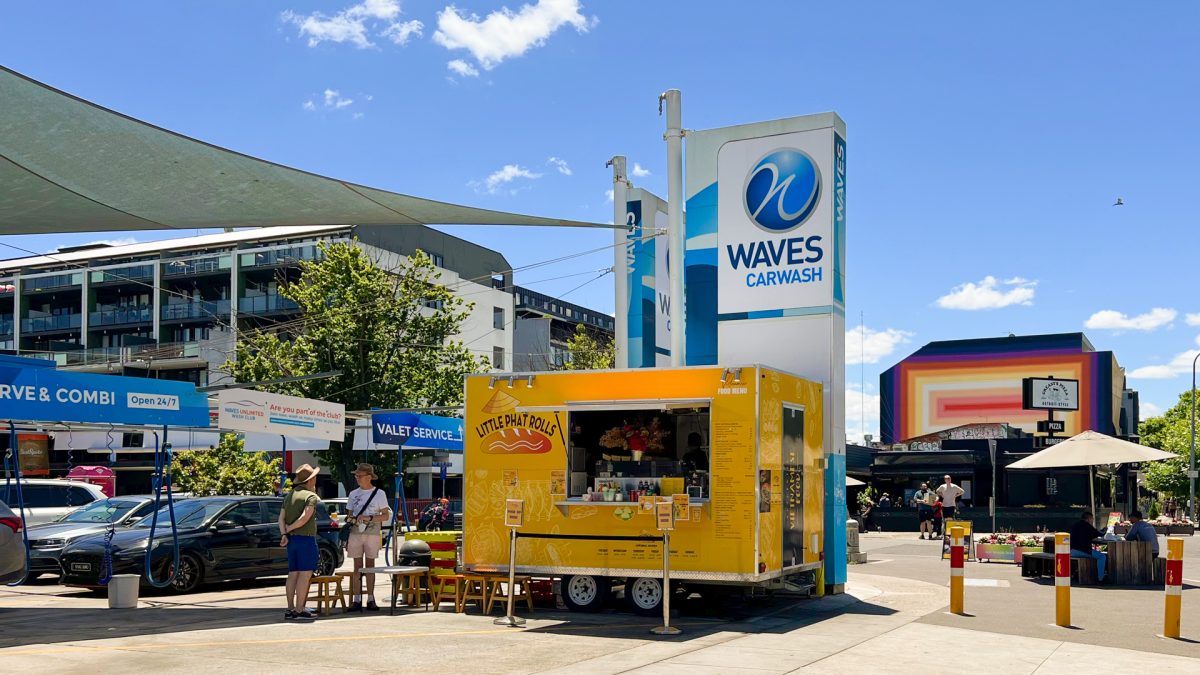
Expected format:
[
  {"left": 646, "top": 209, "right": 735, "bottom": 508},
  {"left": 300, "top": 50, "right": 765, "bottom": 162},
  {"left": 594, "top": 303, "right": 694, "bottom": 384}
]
[{"left": 107, "top": 574, "right": 140, "bottom": 609}]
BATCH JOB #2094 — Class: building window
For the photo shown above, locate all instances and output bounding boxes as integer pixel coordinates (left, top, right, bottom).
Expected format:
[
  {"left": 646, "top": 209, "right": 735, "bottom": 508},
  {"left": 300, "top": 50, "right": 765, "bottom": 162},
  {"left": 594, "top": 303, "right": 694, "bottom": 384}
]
[
  {"left": 429, "top": 252, "right": 444, "bottom": 268},
  {"left": 493, "top": 307, "right": 505, "bottom": 330},
  {"left": 492, "top": 346, "right": 505, "bottom": 370}
]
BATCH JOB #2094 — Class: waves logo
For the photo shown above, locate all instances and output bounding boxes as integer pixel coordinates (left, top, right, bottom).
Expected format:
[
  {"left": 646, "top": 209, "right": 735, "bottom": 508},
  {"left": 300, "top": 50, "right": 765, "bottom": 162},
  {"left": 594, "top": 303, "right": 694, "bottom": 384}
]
[
  {"left": 743, "top": 149, "right": 821, "bottom": 233},
  {"left": 475, "top": 389, "right": 557, "bottom": 454}
]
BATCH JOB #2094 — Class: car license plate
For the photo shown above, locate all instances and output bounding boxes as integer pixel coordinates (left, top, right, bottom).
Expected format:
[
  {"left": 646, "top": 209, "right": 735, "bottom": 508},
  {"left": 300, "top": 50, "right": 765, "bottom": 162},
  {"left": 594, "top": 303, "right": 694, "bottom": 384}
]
[{"left": 70, "top": 563, "right": 92, "bottom": 572}]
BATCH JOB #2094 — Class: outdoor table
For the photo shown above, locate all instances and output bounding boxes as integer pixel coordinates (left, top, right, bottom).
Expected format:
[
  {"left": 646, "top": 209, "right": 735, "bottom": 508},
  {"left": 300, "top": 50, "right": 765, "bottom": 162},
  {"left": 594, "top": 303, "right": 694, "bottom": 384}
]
[
  {"left": 1103, "top": 539, "right": 1155, "bottom": 585},
  {"left": 358, "top": 565, "right": 431, "bottom": 615}
]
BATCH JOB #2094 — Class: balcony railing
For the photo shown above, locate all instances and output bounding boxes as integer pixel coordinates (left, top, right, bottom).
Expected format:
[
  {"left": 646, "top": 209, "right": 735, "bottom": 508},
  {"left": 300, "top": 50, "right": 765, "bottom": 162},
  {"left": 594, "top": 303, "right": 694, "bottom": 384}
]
[
  {"left": 21, "top": 314, "right": 82, "bottom": 333},
  {"left": 24, "top": 341, "right": 204, "bottom": 368},
  {"left": 161, "top": 299, "right": 231, "bottom": 321},
  {"left": 89, "top": 305, "right": 153, "bottom": 327},
  {"left": 240, "top": 245, "right": 322, "bottom": 269},
  {"left": 239, "top": 294, "right": 299, "bottom": 314},
  {"left": 89, "top": 265, "right": 154, "bottom": 285},
  {"left": 24, "top": 273, "right": 82, "bottom": 292},
  {"left": 163, "top": 256, "right": 230, "bottom": 277}
]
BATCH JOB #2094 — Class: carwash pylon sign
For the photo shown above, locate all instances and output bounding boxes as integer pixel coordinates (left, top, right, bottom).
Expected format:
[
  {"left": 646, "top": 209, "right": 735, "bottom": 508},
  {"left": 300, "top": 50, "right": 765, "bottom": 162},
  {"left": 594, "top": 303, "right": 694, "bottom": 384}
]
[
  {"left": 371, "top": 412, "right": 464, "bottom": 451},
  {"left": 0, "top": 355, "right": 210, "bottom": 427}
]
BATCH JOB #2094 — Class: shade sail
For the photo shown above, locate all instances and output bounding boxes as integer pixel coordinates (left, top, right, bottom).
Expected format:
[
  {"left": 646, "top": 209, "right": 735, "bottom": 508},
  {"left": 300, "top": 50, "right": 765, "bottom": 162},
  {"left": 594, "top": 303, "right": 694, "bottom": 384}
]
[
  {"left": 0, "top": 66, "right": 609, "bottom": 234},
  {"left": 1006, "top": 430, "right": 1174, "bottom": 469},
  {"left": 846, "top": 476, "right": 865, "bottom": 487}
]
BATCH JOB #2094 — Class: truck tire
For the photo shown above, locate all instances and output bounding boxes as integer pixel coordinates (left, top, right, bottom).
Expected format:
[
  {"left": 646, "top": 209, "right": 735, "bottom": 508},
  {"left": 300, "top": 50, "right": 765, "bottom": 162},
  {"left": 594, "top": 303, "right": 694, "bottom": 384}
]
[
  {"left": 561, "top": 574, "right": 609, "bottom": 612},
  {"left": 623, "top": 577, "right": 664, "bottom": 615}
]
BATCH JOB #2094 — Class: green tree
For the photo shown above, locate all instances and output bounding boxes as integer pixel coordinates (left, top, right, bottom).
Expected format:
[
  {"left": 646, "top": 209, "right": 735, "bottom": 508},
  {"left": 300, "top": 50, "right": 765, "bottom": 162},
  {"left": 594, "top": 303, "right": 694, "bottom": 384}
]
[
  {"left": 229, "top": 241, "right": 485, "bottom": 491},
  {"left": 561, "top": 323, "right": 616, "bottom": 370},
  {"left": 171, "top": 434, "right": 283, "bottom": 496},
  {"left": 1140, "top": 390, "right": 1198, "bottom": 497}
]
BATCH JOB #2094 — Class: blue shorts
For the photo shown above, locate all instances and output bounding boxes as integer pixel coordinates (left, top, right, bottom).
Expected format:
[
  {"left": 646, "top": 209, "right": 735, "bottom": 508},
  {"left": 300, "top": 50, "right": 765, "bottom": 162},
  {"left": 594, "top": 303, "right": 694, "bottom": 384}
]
[{"left": 287, "top": 535, "right": 318, "bottom": 572}]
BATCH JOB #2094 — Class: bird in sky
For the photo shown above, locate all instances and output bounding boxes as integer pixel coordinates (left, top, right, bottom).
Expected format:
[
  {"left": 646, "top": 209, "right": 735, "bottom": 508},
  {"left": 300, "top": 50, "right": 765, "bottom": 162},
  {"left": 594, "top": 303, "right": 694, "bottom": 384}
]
[{"left": 1113, "top": 198, "right": 1124, "bottom": 206}]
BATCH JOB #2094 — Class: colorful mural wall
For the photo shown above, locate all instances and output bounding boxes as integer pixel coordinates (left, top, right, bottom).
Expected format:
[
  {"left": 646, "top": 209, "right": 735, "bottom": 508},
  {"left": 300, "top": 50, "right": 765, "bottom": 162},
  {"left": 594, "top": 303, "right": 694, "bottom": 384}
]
[{"left": 879, "top": 333, "right": 1123, "bottom": 444}]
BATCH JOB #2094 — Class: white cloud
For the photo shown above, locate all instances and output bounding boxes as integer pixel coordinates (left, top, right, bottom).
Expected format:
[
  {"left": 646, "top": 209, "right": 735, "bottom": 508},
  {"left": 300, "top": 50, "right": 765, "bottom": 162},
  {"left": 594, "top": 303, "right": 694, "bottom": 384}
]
[
  {"left": 846, "top": 325, "right": 914, "bottom": 365},
  {"left": 475, "top": 164, "right": 542, "bottom": 194},
  {"left": 1128, "top": 335, "right": 1200, "bottom": 379},
  {"left": 1084, "top": 307, "right": 1176, "bottom": 332},
  {"left": 604, "top": 189, "right": 614, "bottom": 202},
  {"left": 631, "top": 162, "right": 650, "bottom": 178},
  {"left": 381, "top": 19, "right": 424, "bottom": 44},
  {"left": 433, "top": 0, "right": 595, "bottom": 70},
  {"left": 935, "top": 276, "right": 1037, "bottom": 310},
  {"left": 282, "top": 0, "right": 420, "bottom": 49},
  {"left": 547, "top": 157, "right": 572, "bottom": 176},
  {"left": 76, "top": 237, "right": 137, "bottom": 248},
  {"left": 1186, "top": 313, "right": 1200, "bottom": 326},
  {"left": 447, "top": 59, "right": 480, "bottom": 77},
  {"left": 302, "top": 100, "right": 316, "bottom": 111},
  {"left": 1141, "top": 401, "right": 1163, "bottom": 418},
  {"left": 845, "top": 384, "right": 881, "bottom": 445},
  {"left": 324, "top": 89, "right": 354, "bottom": 108}
]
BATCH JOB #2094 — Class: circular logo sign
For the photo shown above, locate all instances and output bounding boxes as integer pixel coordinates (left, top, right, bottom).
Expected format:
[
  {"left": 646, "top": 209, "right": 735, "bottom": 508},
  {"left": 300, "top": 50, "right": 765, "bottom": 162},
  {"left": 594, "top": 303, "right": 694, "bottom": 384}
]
[{"left": 743, "top": 149, "right": 821, "bottom": 233}]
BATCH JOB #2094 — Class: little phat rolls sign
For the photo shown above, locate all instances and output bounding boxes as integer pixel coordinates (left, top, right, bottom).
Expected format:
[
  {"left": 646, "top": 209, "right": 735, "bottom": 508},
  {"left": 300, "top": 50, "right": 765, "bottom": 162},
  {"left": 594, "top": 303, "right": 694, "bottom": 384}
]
[{"left": 217, "top": 390, "right": 346, "bottom": 441}]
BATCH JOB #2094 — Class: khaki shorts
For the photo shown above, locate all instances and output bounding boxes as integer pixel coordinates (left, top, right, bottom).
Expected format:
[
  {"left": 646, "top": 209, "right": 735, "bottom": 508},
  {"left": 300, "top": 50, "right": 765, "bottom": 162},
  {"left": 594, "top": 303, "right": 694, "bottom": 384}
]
[{"left": 347, "top": 530, "right": 382, "bottom": 559}]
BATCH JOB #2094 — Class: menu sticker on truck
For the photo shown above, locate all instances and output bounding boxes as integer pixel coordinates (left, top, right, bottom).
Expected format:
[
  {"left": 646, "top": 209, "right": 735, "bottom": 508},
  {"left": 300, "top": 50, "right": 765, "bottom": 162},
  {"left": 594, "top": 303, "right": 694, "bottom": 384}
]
[
  {"left": 639, "top": 495, "right": 655, "bottom": 513},
  {"left": 672, "top": 494, "right": 690, "bottom": 521},
  {"left": 505, "top": 499, "right": 525, "bottom": 528},
  {"left": 549, "top": 470, "right": 566, "bottom": 496},
  {"left": 656, "top": 500, "right": 674, "bottom": 531},
  {"left": 503, "top": 470, "right": 518, "bottom": 492}
]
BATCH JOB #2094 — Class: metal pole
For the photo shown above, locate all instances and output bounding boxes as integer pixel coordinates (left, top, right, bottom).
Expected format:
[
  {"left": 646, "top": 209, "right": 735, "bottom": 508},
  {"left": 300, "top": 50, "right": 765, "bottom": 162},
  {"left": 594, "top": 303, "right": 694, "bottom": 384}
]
[
  {"left": 650, "top": 531, "right": 680, "bottom": 635},
  {"left": 989, "top": 440, "right": 997, "bottom": 534},
  {"left": 660, "top": 89, "right": 685, "bottom": 367},
  {"left": 610, "top": 156, "right": 630, "bottom": 368},
  {"left": 279, "top": 435, "right": 287, "bottom": 497},
  {"left": 494, "top": 527, "right": 525, "bottom": 626},
  {"left": 1191, "top": 353, "right": 1198, "bottom": 522}
]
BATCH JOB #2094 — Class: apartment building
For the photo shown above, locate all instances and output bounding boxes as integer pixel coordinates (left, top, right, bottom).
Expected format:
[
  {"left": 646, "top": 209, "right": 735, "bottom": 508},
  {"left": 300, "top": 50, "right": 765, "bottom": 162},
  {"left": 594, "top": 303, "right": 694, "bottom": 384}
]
[{"left": 512, "top": 285, "right": 615, "bottom": 371}]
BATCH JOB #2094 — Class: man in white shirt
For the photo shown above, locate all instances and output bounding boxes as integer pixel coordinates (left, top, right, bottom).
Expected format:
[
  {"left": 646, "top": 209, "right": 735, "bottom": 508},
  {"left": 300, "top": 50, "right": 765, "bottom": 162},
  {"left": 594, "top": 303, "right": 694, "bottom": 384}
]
[
  {"left": 345, "top": 463, "right": 392, "bottom": 612},
  {"left": 936, "top": 475, "right": 964, "bottom": 520}
]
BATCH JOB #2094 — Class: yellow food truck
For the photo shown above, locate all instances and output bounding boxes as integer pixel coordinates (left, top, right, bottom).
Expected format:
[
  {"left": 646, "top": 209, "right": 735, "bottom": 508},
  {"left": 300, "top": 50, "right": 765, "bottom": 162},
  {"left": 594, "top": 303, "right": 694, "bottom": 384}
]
[{"left": 462, "top": 365, "right": 825, "bottom": 614}]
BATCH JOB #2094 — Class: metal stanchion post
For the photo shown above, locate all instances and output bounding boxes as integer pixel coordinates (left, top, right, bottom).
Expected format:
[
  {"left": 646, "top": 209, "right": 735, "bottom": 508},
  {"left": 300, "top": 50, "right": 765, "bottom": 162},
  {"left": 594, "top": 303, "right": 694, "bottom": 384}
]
[
  {"left": 949, "top": 526, "right": 965, "bottom": 614},
  {"left": 494, "top": 527, "right": 525, "bottom": 627},
  {"left": 1054, "top": 532, "right": 1071, "bottom": 627},
  {"left": 1164, "top": 537, "right": 1184, "bottom": 639},
  {"left": 651, "top": 531, "right": 680, "bottom": 635}
]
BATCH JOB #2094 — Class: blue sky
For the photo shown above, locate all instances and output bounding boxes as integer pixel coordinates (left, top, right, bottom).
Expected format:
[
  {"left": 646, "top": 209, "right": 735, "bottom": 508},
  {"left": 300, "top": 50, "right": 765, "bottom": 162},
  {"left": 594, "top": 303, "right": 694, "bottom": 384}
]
[{"left": 3, "top": 1, "right": 1199, "bottom": 439}]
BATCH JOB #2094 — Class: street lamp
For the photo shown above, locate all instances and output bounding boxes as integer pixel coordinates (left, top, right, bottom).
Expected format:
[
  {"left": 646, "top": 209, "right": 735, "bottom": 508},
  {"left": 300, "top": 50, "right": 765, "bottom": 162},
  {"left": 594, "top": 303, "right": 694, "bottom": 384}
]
[{"left": 1191, "top": 353, "right": 1200, "bottom": 522}]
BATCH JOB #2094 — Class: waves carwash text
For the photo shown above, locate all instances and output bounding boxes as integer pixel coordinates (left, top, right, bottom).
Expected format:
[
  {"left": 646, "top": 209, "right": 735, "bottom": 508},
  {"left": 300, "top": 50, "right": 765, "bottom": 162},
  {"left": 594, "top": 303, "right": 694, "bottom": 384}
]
[
  {"left": 726, "top": 237, "right": 823, "bottom": 287},
  {"left": 475, "top": 412, "right": 559, "bottom": 438}
]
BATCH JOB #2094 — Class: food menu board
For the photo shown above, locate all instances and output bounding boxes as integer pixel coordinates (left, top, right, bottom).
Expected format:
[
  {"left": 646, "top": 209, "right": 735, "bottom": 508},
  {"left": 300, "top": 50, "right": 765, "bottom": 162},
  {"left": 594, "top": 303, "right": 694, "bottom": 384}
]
[{"left": 712, "top": 417, "right": 755, "bottom": 541}]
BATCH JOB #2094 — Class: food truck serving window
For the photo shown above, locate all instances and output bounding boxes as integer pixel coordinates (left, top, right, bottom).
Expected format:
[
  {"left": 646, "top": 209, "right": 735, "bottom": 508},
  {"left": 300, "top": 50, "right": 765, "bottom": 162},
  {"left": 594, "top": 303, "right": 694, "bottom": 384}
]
[{"left": 564, "top": 404, "right": 711, "bottom": 501}]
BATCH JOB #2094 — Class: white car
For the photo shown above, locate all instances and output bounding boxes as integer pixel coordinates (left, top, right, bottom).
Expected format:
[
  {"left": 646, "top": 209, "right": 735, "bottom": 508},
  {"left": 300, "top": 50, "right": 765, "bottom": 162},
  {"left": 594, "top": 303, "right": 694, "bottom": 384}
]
[{"left": 1, "top": 479, "right": 106, "bottom": 526}]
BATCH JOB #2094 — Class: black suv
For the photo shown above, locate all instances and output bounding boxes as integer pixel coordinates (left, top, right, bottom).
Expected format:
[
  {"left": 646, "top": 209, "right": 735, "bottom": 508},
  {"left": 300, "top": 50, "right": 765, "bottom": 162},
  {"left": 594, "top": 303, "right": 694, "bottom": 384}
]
[{"left": 60, "top": 496, "right": 343, "bottom": 593}]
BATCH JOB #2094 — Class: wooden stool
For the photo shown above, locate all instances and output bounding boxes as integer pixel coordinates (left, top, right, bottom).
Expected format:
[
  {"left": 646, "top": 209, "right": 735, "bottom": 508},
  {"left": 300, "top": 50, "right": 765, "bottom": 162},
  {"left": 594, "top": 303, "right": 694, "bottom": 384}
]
[
  {"left": 308, "top": 575, "right": 346, "bottom": 616},
  {"left": 485, "top": 575, "right": 535, "bottom": 614},
  {"left": 400, "top": 570, "right": 433, "bottom": 610},
  {"left": 432, "top": 574, "right": 465, "bottom": 612},
  {"left": 460, "top": 574, "right": 490, "bottom": 613}
]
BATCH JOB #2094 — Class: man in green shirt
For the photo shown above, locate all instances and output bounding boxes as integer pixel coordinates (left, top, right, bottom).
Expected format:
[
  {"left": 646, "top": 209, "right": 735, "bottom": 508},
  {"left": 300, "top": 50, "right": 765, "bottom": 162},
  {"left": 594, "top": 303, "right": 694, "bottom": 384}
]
[{"left": 279, "top": 464, "right": 321, "bottom": 620}]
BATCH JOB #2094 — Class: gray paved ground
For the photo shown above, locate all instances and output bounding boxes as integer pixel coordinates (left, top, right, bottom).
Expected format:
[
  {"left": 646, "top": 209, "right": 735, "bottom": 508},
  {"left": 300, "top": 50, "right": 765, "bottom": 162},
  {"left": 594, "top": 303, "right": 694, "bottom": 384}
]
[{"left": 0, "top": 534, "right": 1195, "bottom": 673}]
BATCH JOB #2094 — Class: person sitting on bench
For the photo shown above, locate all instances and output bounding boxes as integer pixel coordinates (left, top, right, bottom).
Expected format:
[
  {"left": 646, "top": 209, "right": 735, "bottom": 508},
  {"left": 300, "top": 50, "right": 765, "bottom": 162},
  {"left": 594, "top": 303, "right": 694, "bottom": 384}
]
[
  {"left": 1068, "top": 511, "right": 1107, "bottom": 582},
  {"left": 1123, "top": 510, "right": 1159, "bottom": 557}
]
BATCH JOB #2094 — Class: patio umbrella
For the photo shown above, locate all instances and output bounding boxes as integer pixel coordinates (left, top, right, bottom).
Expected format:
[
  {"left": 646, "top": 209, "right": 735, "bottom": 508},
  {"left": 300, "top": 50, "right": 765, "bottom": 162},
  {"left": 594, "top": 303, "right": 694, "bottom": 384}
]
[
  {"left": 1006, "top": 430, "right": 1175, "bottom": 517},
  {"left": 846, "top": 476, "right": 865, "bottom": 487}
]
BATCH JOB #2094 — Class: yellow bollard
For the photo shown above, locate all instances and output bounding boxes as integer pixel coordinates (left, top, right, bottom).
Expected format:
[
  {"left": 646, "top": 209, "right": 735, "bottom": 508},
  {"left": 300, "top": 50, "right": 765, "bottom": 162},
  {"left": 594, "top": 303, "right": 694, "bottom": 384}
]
[
  {"left": 1054, "top": 532, "right": 1070, "bottom": 627},
  {"left": 949, "top": 526, "right": 964, "bottom": 614},
  {"left": 1164, "top": 537, "right": 1184, "bottom": 639}
]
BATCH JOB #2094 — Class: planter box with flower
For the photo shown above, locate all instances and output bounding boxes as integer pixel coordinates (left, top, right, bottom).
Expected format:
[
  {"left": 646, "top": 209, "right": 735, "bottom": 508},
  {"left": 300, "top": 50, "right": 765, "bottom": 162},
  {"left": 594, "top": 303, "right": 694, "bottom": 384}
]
[{"left": 975, "top": 534, "right": 1042, "bottom": 564}]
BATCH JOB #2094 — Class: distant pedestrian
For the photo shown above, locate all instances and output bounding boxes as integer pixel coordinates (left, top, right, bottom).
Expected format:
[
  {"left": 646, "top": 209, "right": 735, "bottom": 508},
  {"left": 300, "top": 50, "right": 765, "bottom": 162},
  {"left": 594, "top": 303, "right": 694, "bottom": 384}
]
[
  {"left": 936, "top": 475, "right": 964, "bottom": 520},
  {"left": 1068, "top": 511, "right": 1107, "bottom": 582},
  {"left": 878, "top": 493, "right": 891, "bottom": 508},
  {"left": 931, "top": 498, "right": 944, "bottom": 538},
  {"left": 913, "top": 483, "right": 935, "bottom": 539},
  {"left": 859, "top": 497, "right": 875, "bottom": 532},
  {"left": 345, "top": 463, "right": 391, "bottom": 613},
  {"left": 279, "top": 464, "right": 321, "bottom": 621}
]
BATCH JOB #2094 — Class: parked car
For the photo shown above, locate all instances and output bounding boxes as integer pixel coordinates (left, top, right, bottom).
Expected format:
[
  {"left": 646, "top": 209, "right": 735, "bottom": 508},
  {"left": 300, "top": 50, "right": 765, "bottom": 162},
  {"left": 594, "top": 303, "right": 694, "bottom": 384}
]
[
  {"left": 60, "top": 496, "right": 343, "bottom": 593},
  {"left": 0, "top": 479, "right": 106, "bottom": 526},
  {"left": 25, "top": 496, "right": 182, "bottom": 578},
  {"left": 0, "top": 500, "right": 25, "bottom": 585}
]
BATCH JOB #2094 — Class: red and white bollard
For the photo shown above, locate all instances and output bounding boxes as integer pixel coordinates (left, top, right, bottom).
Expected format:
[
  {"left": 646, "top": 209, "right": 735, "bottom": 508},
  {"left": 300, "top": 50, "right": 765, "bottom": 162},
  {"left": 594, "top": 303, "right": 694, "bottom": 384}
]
[
  {"left": 1164, "top": 537, "right": 1184, "bottom": 639},
  {"left": 949, "top": 525, "right": 964, "bottom": 614},
  {"left": 1054, "top": 532, "right": 1070, "bottom": 627}
]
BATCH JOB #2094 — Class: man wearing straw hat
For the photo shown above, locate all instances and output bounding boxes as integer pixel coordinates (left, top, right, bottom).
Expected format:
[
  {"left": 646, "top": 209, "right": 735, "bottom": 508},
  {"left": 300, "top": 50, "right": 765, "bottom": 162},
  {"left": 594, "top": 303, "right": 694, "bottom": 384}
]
[
  {"left": 346, "top": 463, "right": 391, "bottom": 612},
  {"left": 279, "top": 463, "right": 321, "bottom": 620}
]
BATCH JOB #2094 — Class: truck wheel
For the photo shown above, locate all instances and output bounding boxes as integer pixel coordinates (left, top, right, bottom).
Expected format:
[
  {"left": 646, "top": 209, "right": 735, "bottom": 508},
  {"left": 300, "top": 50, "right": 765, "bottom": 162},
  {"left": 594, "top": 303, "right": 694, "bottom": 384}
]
[
  {"left": 561, "top": 575, "right": 609, "bottom": 612},
  {"left": 623, "top": 577, "right": 664, "bottom": 615}
]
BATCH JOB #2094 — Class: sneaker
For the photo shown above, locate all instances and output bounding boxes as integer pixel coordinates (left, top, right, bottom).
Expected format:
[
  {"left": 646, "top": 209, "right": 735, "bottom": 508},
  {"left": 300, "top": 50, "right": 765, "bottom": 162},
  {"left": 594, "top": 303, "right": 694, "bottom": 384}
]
[
  {"left": 284, "top": 610, "right": 297, "bottom": 621},
  {"left": 297, "top": 609, "right": 318, "bottom": 620},
  {"left": 366, "top": 600, "right": 380, "bottom": 612},
  {"left": 347, "top": 601, "right": 363, "bottom": 613}
]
